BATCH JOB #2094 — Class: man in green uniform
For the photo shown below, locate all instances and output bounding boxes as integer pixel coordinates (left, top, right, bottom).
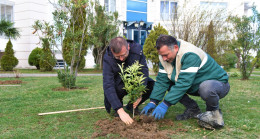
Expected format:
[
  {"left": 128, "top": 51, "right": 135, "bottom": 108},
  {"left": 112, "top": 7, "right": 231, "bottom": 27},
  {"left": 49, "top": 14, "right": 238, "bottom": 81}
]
[{"left": 141, "top": 35, "right": 230, "bottom": 129}]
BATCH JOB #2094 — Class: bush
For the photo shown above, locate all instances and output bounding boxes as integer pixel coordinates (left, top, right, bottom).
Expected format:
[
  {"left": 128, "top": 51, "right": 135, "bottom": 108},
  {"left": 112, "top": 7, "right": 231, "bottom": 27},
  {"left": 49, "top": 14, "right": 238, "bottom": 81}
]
[
  {"left": 222, "top": 52, "right": 238, "bottom": 71},
  {"left": 229, "top": 72, "right": 240, "bottom": 77},
  {"left": 57, "top": 66, "right": 76, "bottom": 89},
  {"left": 28, "top": 47, "right": 43, "bottom": 69},
  {"left": 0, "top": 40, "right": 18, "bottom": 71},
  {"left": 39, "top": 38, "right": 56, "bottom": 71}
]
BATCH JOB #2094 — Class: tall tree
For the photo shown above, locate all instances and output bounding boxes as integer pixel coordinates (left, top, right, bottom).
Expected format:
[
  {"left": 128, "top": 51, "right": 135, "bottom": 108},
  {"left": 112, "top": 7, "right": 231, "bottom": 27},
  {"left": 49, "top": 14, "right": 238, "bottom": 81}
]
[
  {"left": 32, "top": 0, "right": 92, "bottom": 88},
  {"left": 0, "top": 19, "right": 20, "bottom": 71},
  {"left": 90, "top": 1, "right": 119, "bottom": 69},
  {"left": 206, "top": 21, "right": 217, "bottom": 60},
  {"left": 62, "top": 6, "right": 89, "bottom": 71},
  {"left": 229, "top": 6, "right": 260, "bottom": 80},
  {"left": 143, "top": 23, "right": 168, "bottom": 73}
]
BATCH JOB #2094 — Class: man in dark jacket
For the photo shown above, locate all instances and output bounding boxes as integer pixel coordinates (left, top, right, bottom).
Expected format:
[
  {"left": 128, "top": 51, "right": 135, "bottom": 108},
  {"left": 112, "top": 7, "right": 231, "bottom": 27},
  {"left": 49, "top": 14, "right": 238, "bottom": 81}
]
[{"left": 103, "top": 36, "right": 155, "bottom": 124}]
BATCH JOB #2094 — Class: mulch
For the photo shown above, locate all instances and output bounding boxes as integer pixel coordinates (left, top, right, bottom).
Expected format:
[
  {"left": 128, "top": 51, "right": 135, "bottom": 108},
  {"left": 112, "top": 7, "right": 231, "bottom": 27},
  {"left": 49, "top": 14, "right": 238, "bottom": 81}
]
[{"left": 0, "top": 80, "right": 22, "bottom": 85}]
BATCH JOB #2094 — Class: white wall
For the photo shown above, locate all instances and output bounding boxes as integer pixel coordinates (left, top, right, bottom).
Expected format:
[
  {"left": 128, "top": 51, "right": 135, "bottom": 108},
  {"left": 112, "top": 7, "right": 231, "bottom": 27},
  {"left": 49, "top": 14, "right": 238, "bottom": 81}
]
[
  {"left": 12, "top": 0, "right": 50, "bottom": 68},
  {"left": 3, "top": 0, "right": 96, "bottom": 69},
  {"left": 1, "top": 0, "right": 257, "bottom": 69}
]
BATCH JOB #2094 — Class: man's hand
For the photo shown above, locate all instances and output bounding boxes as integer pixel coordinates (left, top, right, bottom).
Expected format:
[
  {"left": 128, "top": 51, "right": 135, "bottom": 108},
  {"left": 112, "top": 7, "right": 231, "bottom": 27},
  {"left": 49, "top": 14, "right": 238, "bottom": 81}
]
[
  {"left": 117, "top": 108, "right": 134, "bottom": 125},
  {"left": 140, "top": 102, "right": 156, "bottom": 115},
  {"left": 133, "top": 97, "right": 142, "bottom": 109},
  {"left": 152, "top": 102, "right": 169, "bottom": 120}
]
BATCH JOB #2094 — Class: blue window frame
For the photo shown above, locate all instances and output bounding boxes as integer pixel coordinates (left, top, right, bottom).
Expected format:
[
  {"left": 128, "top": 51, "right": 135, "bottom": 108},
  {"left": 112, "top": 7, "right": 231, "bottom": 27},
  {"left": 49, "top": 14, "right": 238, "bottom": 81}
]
[
  {"left": 126, "top": 0, "right": 147, "bottom": 22},
  {"left": 127, "top": 1, "right": 147, "bottom": 12},
  {"left": 127, "top": 11, "right": 147, "bottom": 22}
]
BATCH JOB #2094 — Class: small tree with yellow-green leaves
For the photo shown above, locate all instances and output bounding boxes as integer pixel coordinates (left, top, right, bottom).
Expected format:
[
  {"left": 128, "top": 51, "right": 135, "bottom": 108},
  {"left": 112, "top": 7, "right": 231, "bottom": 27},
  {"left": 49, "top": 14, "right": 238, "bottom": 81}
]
[{"left": 118, "top": 61, "right": 147, "bottom": 117}]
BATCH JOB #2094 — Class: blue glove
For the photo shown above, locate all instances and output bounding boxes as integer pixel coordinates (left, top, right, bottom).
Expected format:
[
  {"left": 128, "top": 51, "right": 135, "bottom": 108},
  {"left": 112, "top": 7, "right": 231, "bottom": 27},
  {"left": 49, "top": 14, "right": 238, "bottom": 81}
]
[
  {"left": 141, "top": 102, "right": 156, "bottom": 115},
  {"left": 152, "top": 102, "right": 169, "bottom": 120}
]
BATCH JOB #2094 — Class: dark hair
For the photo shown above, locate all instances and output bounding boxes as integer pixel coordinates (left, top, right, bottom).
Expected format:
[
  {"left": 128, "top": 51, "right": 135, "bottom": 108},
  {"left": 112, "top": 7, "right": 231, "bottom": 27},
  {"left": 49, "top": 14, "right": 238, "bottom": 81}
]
[
  {"left": 109, "top": 36, "right": 128, "bottom": 53},
  {"left": 155, "top": 35, "right": 178, "bottom": 50}
]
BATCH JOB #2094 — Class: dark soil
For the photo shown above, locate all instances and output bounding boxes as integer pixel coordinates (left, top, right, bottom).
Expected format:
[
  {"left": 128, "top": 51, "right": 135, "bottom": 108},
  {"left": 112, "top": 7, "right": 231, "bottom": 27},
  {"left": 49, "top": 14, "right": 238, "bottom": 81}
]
[
  {"left": 0, "top": 80, "right": 22, "bottom": 84},
  {"left": 52, "top": 87, "right": 88, "bottom": 91},
  {"left": 92, "top": 115, "right": 188, "bottom": 139}
]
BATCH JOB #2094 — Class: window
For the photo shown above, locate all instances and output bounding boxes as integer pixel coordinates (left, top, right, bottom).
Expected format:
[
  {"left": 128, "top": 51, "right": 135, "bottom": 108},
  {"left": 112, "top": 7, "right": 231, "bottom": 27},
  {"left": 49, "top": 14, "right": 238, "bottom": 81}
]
[
  {"left": 127, "top": 0, "right": 147, "bottom": 22},
  {"left": 0, "top": 4, "right": 13, "bottom": 21},
  {"left": 244, "top": 2, "right": 250, "bottom": 16},
  {"left": 200, "top": 2, "right": 227, "bottom": 20},
  {"left": 160, "top": 1, "right": 177, "bottom": 20},
  {"left": 104, "top": 0, "right": 116, "bottom": 13}
]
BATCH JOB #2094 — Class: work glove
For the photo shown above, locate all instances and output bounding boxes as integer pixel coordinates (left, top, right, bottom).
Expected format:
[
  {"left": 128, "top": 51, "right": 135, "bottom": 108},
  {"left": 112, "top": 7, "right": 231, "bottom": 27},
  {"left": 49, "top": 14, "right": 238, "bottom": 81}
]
[
  {"left": 140, "top": 102, "right": 156, "bottom": 115},
  {"left": 152, "top": 102, "right": 169, "bottom": 120}
]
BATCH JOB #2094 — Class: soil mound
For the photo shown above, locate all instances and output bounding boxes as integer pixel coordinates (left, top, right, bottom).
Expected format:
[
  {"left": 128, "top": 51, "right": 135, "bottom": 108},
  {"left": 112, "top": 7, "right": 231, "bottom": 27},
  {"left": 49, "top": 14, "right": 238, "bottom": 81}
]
[
  {"left": 52, "top": 87, "right": 87, "bottom": 91},
  {"left": 0, "top": 80, "right": 22, "bottom": 84},
  {"left": 92, "top": 115, "right": 188, "bottom": 139}
]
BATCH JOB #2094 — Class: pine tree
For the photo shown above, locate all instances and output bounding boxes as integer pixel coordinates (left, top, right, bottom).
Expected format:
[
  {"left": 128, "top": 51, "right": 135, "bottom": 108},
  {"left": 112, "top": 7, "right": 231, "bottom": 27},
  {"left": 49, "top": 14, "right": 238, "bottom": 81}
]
[
  {"left": 62, "top": 6, "right": 88, "bottom": 71},
  {"left": 206, "top": 21, "right": 217, "bottom": 61},
  {"left": 39, "top": 38, "right": 56, "bottom": 71},
  {"left": 143, "top": 23, "right": 168, "bottom": 73},
  {"left": 0, "top": 39, "right": 18, "bottom": 71}
]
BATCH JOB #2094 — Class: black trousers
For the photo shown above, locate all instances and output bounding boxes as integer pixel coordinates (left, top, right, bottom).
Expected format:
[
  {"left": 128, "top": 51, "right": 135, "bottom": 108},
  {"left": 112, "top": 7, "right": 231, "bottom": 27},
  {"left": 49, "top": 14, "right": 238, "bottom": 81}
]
[{"left": 105, "top": 78, "right": 155, "bottom": 113}]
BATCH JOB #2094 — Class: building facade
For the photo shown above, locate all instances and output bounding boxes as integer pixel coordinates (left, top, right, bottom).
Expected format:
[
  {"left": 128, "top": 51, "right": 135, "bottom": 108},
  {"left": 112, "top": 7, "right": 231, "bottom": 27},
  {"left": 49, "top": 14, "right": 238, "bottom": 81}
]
[{"left": 0, "top": 0, "right": 256, "bottom": 69}]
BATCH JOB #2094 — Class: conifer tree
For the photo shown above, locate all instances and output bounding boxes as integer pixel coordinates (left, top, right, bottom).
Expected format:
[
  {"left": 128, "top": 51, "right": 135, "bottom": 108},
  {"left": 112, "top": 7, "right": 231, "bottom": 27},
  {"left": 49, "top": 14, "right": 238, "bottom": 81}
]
[
  {"left": 143, "top": 23, "right": 168, "bottom": 73},
  {"left": 206, "top": 21, "right": 217, "bottom": 61},
  {"left": 39, "top": 38, "right": 56, "bottom": 71},
  {"left": 0, "top": 39, "right": 18, "bottom": 71}
]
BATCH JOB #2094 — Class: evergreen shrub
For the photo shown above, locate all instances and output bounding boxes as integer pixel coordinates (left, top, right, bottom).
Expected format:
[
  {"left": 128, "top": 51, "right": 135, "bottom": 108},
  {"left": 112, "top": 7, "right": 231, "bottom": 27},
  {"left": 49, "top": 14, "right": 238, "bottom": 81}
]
[
  {"left": 39, "top": 38, "right": 56, "bottom": 71},
  {"left": 0, "top": 40, "right": 18, "bottom": 71},
  {"left": 28, "top": 47, "right": 43, "bottom": 69}
]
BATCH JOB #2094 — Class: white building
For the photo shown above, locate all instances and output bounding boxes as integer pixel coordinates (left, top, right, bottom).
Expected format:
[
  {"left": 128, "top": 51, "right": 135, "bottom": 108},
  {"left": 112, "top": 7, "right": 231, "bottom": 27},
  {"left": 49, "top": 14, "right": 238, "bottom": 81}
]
[{"left": 0, "top": 0, "right": 257, "bottom": 69}]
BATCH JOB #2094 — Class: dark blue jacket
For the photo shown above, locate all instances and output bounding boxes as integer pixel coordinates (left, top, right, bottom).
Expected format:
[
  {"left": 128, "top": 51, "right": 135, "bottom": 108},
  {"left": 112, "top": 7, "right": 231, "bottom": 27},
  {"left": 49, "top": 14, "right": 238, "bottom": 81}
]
[{"left": 103, "top": 40, "right": 153, "bottom": 112}]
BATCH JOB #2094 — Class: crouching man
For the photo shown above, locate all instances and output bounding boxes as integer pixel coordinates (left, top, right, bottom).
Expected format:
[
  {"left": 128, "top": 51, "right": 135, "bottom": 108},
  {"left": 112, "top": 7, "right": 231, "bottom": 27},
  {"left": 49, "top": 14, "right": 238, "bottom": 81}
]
[
  {"left": 141, "top": 35, "right": 230, "bottom": 129},
  {"left": 103, "top": 37, "right": 155, "bottom": 125}
]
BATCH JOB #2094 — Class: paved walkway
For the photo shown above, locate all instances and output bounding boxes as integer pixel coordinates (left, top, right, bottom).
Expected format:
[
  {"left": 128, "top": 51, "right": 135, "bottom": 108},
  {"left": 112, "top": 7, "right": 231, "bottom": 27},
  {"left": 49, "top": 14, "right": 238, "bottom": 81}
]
[{"left": 0, "top": 73, "right": 102, "bottom": 78}]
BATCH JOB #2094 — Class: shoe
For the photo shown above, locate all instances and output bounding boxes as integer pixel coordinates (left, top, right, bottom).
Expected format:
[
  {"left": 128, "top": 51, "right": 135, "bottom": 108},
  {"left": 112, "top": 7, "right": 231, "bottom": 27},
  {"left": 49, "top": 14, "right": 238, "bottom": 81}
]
[
  {"left": 176, "top": 106, "right": 201, "bottom": 120},
  {"left": 197, "top": 109, "right": 224, "bottom": 129}
]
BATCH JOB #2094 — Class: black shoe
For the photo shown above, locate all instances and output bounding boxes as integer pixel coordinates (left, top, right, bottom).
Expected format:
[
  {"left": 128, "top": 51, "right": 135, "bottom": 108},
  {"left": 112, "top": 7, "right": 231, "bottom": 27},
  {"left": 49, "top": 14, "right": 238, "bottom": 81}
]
[{"left": 176, "top": 106, "right": 201, "bottom": 121}]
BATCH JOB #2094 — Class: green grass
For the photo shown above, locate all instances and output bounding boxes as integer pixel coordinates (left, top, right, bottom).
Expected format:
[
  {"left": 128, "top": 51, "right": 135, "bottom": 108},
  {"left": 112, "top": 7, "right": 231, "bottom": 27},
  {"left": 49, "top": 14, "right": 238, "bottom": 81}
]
[
  {"left": 0, "top": 75, "right": 259, "bottom": 138},
  {"left": 0, "top": 68, "right": 103, "bottom": 74}
]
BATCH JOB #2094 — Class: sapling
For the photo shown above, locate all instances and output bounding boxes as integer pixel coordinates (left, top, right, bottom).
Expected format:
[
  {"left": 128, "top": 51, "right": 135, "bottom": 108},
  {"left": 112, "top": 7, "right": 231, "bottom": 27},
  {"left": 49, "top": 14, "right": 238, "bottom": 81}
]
[{"left": 118, "top": 61, "right": 147, "bottom": 117}]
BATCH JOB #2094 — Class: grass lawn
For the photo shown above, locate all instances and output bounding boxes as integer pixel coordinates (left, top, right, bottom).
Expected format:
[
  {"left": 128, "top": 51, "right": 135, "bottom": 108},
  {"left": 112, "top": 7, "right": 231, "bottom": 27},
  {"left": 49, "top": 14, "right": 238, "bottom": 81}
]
[{"left": 0, "top": 75, "right": 259, "bottom": 138}]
